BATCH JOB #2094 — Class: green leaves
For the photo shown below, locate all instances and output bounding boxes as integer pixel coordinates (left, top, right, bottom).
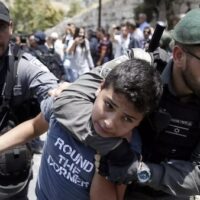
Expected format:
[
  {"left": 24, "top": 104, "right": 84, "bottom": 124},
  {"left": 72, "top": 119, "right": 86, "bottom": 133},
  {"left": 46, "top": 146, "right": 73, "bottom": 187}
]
[{"left": 10, "top": 0, "right": 64, "bottom": 34}]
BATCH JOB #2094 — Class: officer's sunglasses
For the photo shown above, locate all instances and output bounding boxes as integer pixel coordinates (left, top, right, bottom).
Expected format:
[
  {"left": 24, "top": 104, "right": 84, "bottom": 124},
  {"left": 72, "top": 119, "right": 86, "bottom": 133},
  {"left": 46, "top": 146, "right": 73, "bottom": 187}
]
[{"left": 182, "top": 47, "right": 200, "bottom": 61}]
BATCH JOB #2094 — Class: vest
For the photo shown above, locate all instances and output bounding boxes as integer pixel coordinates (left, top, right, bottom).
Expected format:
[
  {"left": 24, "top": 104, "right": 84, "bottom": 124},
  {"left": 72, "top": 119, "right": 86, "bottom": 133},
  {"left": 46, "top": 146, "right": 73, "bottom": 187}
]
[{"left": 139, "top": 86, "right": 200, "bottom": 163}]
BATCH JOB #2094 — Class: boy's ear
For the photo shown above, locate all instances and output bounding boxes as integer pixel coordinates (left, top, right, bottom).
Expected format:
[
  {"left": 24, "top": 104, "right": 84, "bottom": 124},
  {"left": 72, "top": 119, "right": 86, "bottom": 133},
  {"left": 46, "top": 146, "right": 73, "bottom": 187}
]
[{"left": 95, "top": 81, "right": 105, "bottom": 97}]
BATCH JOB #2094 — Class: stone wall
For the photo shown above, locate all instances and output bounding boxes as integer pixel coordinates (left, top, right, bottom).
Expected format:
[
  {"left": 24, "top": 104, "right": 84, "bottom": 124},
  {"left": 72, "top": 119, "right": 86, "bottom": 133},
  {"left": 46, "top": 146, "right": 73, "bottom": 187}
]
[
  {"left": 46, "top": 0, "right": 142, "bottom": 35},
  {"left": 46, "top": 0, "right": 200, "bottom": 36}
]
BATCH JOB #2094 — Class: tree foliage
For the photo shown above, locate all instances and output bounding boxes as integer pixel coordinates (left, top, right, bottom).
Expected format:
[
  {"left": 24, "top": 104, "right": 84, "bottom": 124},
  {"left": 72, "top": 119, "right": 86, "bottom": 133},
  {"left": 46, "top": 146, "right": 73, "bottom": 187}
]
[
  {"left": 10, "top": 0, "right": 64, "bottom": 34},
  {"left": 67, "top": 0, "right": 82, "bottom": 17},
  {"left": 134, "top": 0, "right": 176, "bottom": 29}
]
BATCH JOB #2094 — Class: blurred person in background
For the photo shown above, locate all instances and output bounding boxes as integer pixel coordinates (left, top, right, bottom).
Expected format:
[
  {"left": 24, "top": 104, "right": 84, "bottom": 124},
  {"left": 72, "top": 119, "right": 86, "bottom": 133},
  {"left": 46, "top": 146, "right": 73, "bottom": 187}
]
[
  {"left": 48, "top": 32, "right": 64, "bottom": 61},
  {"left": 96, "top": 27, "right": 113, "bottom": 66},
  {"left": 142, "top": 26, "right": 153, "bottom": 50},
  {"left": 66, "top": 27, "right": 94, "bottom": 81},
  {"left": 87, "top": 29, "right": 99, "bottom": 66},
  {"left": 137, "top": 13, "right": 150, "bottom": 32},
  {"left": 111, "top": 23, "right": 131, "bottom": 58},
  {"left": 126, "top": 21, "right": 143, "bottom": 49}
]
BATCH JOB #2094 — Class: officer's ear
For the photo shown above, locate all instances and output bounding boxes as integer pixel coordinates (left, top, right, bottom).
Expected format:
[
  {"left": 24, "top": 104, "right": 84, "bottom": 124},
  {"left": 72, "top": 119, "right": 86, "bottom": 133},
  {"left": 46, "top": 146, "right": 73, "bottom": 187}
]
[{"left": 173, "top": 45, "right": 186, "bottom": 68}]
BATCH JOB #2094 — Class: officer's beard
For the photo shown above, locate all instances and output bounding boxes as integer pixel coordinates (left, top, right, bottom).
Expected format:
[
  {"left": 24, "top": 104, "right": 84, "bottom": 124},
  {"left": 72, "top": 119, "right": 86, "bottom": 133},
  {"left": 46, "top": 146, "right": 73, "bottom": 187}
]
[{"left": 181, "top": 68, "right": 200, "bottom": 98}]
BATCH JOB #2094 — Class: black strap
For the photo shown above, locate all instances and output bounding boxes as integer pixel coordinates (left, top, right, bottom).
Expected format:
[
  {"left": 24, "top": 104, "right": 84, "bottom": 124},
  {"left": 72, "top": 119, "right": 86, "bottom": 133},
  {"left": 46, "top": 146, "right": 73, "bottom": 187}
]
[
  {"left": 3, "top": 44, "right": 21, "bottom": 101},
  {"left": 0, "top": 44, "right": 23, "bottom": 130}
]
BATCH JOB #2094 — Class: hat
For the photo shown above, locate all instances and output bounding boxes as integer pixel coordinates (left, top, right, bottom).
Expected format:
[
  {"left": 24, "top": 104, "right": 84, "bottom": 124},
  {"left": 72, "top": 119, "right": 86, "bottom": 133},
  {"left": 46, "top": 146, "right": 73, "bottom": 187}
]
[
  {"left": 171, "top": 8, "right": 200, "bottom": 44},
  {"left": 0, "top": 2, "right": 10, "bottom": 23},
  {"left": 34, "top": 31, "right": 46, "bottom": 43}
]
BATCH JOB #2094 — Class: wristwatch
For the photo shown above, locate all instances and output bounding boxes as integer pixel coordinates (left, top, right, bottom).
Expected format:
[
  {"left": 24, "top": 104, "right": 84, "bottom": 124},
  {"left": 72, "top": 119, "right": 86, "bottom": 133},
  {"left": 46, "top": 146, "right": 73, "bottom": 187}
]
[{"left": 137, "top": 162, "right": 151, "bottom": 184}]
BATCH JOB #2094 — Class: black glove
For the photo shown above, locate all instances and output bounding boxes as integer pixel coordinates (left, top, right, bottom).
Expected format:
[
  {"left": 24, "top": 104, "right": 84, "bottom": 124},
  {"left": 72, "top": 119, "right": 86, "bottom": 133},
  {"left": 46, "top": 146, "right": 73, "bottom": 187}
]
[
  {"left": 106, "top": 152, "right": 140, "bottom": 184},
  {"left": 98, "top": 139, "right": 140, "bottom": 184},
  {"left": 98, "top": 156, "right": 109, "bottom": 177},
  {"left": 126, "top": 47, "right": 169, "bottom": 73},
  {"left": 105, "top": 138, "right": 136, "bottom": 166},
  {"left": 98, "top": 138, "right": 133, "bottom": 177}
]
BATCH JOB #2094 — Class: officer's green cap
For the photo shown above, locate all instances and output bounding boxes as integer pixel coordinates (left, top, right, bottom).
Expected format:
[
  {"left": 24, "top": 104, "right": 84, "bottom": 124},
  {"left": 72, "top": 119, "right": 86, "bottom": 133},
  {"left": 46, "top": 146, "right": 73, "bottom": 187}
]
[{"left": 171, "top": 8, "right": 200, "bottom": 44}]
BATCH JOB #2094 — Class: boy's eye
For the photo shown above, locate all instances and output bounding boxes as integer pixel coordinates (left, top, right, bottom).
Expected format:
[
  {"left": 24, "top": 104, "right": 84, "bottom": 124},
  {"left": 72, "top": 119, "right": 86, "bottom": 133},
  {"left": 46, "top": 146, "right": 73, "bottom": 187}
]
[
  {"left": 123, "top": 116, "right": 133, "bottom": 123},
  {"left": 104, "top": 100, "right": 113, "bottom": 110}
]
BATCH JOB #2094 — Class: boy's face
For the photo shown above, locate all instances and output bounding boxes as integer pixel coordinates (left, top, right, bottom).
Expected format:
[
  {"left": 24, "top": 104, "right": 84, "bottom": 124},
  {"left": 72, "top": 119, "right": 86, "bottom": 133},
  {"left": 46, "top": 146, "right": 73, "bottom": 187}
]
[{"left": 91, "top": 84, "right": 144, "bottom": 138}]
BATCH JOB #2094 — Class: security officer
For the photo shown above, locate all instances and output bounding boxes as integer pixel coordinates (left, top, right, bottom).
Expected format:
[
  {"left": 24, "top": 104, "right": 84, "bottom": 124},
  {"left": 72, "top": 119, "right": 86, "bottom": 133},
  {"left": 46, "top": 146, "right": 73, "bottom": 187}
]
[
  {"left": 0, "top": 2, "right": 58, "bottom": 200},
  {"left": 113, "top": 8, "right": 200, "bottom": 200}
]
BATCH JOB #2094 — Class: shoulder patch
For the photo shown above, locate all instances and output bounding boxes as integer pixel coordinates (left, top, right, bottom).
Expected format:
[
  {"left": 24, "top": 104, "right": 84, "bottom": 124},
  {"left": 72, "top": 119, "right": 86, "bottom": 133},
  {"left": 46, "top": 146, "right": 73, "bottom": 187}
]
[{"left": 30, "top": 57, "right": 50, "bottom": 72}]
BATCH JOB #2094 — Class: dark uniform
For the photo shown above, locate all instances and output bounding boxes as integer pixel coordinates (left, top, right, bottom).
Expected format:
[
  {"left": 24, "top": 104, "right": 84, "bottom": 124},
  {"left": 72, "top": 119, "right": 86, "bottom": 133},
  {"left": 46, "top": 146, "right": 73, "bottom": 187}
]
[{"left": 125, "top": 9, "right": 200, "bottom": 200}]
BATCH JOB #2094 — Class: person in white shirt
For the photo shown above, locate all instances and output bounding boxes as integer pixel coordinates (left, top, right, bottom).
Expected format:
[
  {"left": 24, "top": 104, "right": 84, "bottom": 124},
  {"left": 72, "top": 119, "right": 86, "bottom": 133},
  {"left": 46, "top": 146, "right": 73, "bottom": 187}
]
[
  {"left": 111, "top": 24, "right": 130, "bottom": 58},
  {"left": 66, "top": 27, "right": 94, "bottom": 81}
]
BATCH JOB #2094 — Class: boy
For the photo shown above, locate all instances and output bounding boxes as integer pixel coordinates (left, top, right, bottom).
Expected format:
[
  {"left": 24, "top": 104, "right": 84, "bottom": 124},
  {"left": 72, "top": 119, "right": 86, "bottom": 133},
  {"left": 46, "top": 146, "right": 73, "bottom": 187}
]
[{"left": 0, "top": 58, "right": 162, "bottom": 199}]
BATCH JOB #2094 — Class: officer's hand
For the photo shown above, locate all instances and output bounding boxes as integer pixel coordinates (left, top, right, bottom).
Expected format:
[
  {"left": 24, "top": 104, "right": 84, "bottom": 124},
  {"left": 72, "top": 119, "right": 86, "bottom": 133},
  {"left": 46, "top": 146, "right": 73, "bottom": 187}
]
[
  {"left": 97, "top": 139, "right": 140, "bottom": 184},
  {"left": 126, "top": 47, "right": 169, "bottom": 73},
  {"left": 150, "top": 47, "right": 169, "bottom": 72},
  {"left": 126, "top": 48, "right": 153, "bottom": 66},
  {"left": 48, "top": 82, "right": 71, "bottom": 97},
  {"left": 106, "top": 155, "right": 139, "bottom": 184},
  {"left": 96, "top": 155, "right": 109, "bottom": 177}
]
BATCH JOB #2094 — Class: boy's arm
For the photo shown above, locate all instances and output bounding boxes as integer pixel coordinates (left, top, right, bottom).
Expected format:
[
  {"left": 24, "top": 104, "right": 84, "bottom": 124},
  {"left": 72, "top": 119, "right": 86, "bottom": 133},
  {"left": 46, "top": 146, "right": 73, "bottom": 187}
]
[
  {"left": 0, "top": 113, "right": 48, "bottom": 153},
  {"left": 90, "top": 172, "right": 126, "bottom": 200}
]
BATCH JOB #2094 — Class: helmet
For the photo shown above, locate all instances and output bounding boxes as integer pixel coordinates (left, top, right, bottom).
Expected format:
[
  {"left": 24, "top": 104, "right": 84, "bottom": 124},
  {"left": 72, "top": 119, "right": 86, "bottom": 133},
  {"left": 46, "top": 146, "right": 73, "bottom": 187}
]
[{"left": 171, "top": 8, "right": 200, "bottom": 44}]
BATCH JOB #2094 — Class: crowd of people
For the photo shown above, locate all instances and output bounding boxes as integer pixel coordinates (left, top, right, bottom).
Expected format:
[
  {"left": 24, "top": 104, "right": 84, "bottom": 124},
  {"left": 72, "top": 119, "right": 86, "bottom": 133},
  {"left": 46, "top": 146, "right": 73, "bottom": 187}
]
[
  {"left": 12, "top": 12, "right": 157, "bottom": 84},
  {"left": 1, "top": 1, "right": 200, "bottom": 200}
]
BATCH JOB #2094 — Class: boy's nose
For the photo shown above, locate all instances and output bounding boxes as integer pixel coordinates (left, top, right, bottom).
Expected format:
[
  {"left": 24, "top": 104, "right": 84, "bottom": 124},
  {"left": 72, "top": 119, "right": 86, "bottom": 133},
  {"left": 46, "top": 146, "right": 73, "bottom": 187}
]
[{"left": 103, "top": 117, "right": 116, "bottom": 130}]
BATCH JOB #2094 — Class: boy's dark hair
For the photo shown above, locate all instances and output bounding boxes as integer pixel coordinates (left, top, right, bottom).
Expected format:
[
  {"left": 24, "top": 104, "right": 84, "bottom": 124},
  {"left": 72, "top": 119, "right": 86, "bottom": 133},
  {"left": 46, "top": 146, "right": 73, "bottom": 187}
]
[{"left": 102, "top": 58, "right": 163, "bottom": 114}]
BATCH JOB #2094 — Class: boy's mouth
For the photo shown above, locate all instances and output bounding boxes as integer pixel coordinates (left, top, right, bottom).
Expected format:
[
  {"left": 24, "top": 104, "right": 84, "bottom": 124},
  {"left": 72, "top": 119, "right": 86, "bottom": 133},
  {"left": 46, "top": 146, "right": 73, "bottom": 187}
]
[{"left": 93, "top": 122, "right": 114, "bottom": 138}]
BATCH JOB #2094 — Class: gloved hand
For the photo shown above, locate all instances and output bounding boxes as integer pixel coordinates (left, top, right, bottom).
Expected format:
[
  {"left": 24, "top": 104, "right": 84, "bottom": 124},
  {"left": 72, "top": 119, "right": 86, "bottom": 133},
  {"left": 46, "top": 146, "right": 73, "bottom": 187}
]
[
  {"left": 98, "top": 139, "right": 141, "bottom": 184},
  {"left": 126, "top": 47, "right": 169, "bottom": 73},
  {"left": 126, "top": 48, "right": 153, "bottom": 66},
  {"left": 150, "top": 47, "right": 169, "bottom": 73}
]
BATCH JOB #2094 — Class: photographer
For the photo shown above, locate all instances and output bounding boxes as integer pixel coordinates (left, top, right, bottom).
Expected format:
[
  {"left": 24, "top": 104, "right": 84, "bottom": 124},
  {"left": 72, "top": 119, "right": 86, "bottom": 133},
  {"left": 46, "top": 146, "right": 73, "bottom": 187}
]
[{"left": 66, "top": 26, "right": 94, "bottom": 81}]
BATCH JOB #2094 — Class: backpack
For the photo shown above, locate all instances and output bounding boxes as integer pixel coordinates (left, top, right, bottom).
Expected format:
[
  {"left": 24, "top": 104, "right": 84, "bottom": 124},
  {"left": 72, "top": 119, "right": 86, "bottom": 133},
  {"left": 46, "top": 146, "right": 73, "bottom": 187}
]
[
  {"left": 0, "top": 43, "right": 34, "bottom": 196},
  {"left": 34, "top": 48, "right": 65, "bottom": 81}
]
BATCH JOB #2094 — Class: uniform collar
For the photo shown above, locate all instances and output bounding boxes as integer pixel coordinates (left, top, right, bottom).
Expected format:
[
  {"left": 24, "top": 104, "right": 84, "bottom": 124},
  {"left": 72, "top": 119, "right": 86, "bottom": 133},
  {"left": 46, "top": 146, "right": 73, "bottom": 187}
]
[{"left": 161, "top": 59, "right": 177, "bottom": 96}]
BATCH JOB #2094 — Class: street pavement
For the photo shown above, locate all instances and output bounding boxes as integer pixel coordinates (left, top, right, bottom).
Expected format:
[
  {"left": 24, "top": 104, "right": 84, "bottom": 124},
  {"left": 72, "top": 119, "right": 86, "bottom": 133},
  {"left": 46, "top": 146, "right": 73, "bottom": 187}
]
[
  {"left": 28, "top": 153, "right": 41, "bottom": 200},
  {"left": 28, "top": 134, "right": 46, "bottom": 200}
]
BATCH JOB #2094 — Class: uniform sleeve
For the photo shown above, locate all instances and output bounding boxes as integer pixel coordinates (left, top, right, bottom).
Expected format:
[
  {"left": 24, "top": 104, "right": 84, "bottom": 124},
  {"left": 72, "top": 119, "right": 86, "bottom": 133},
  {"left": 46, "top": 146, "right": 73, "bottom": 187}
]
[
  {"left": 17, "top": 53, "right": 58, "bottom": 103},
  {"left": 144, "top": 141, "right": 200, "bottom": 197},
  {"left": 145, "top": 159, "right": 200, "bottom": 196}
]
